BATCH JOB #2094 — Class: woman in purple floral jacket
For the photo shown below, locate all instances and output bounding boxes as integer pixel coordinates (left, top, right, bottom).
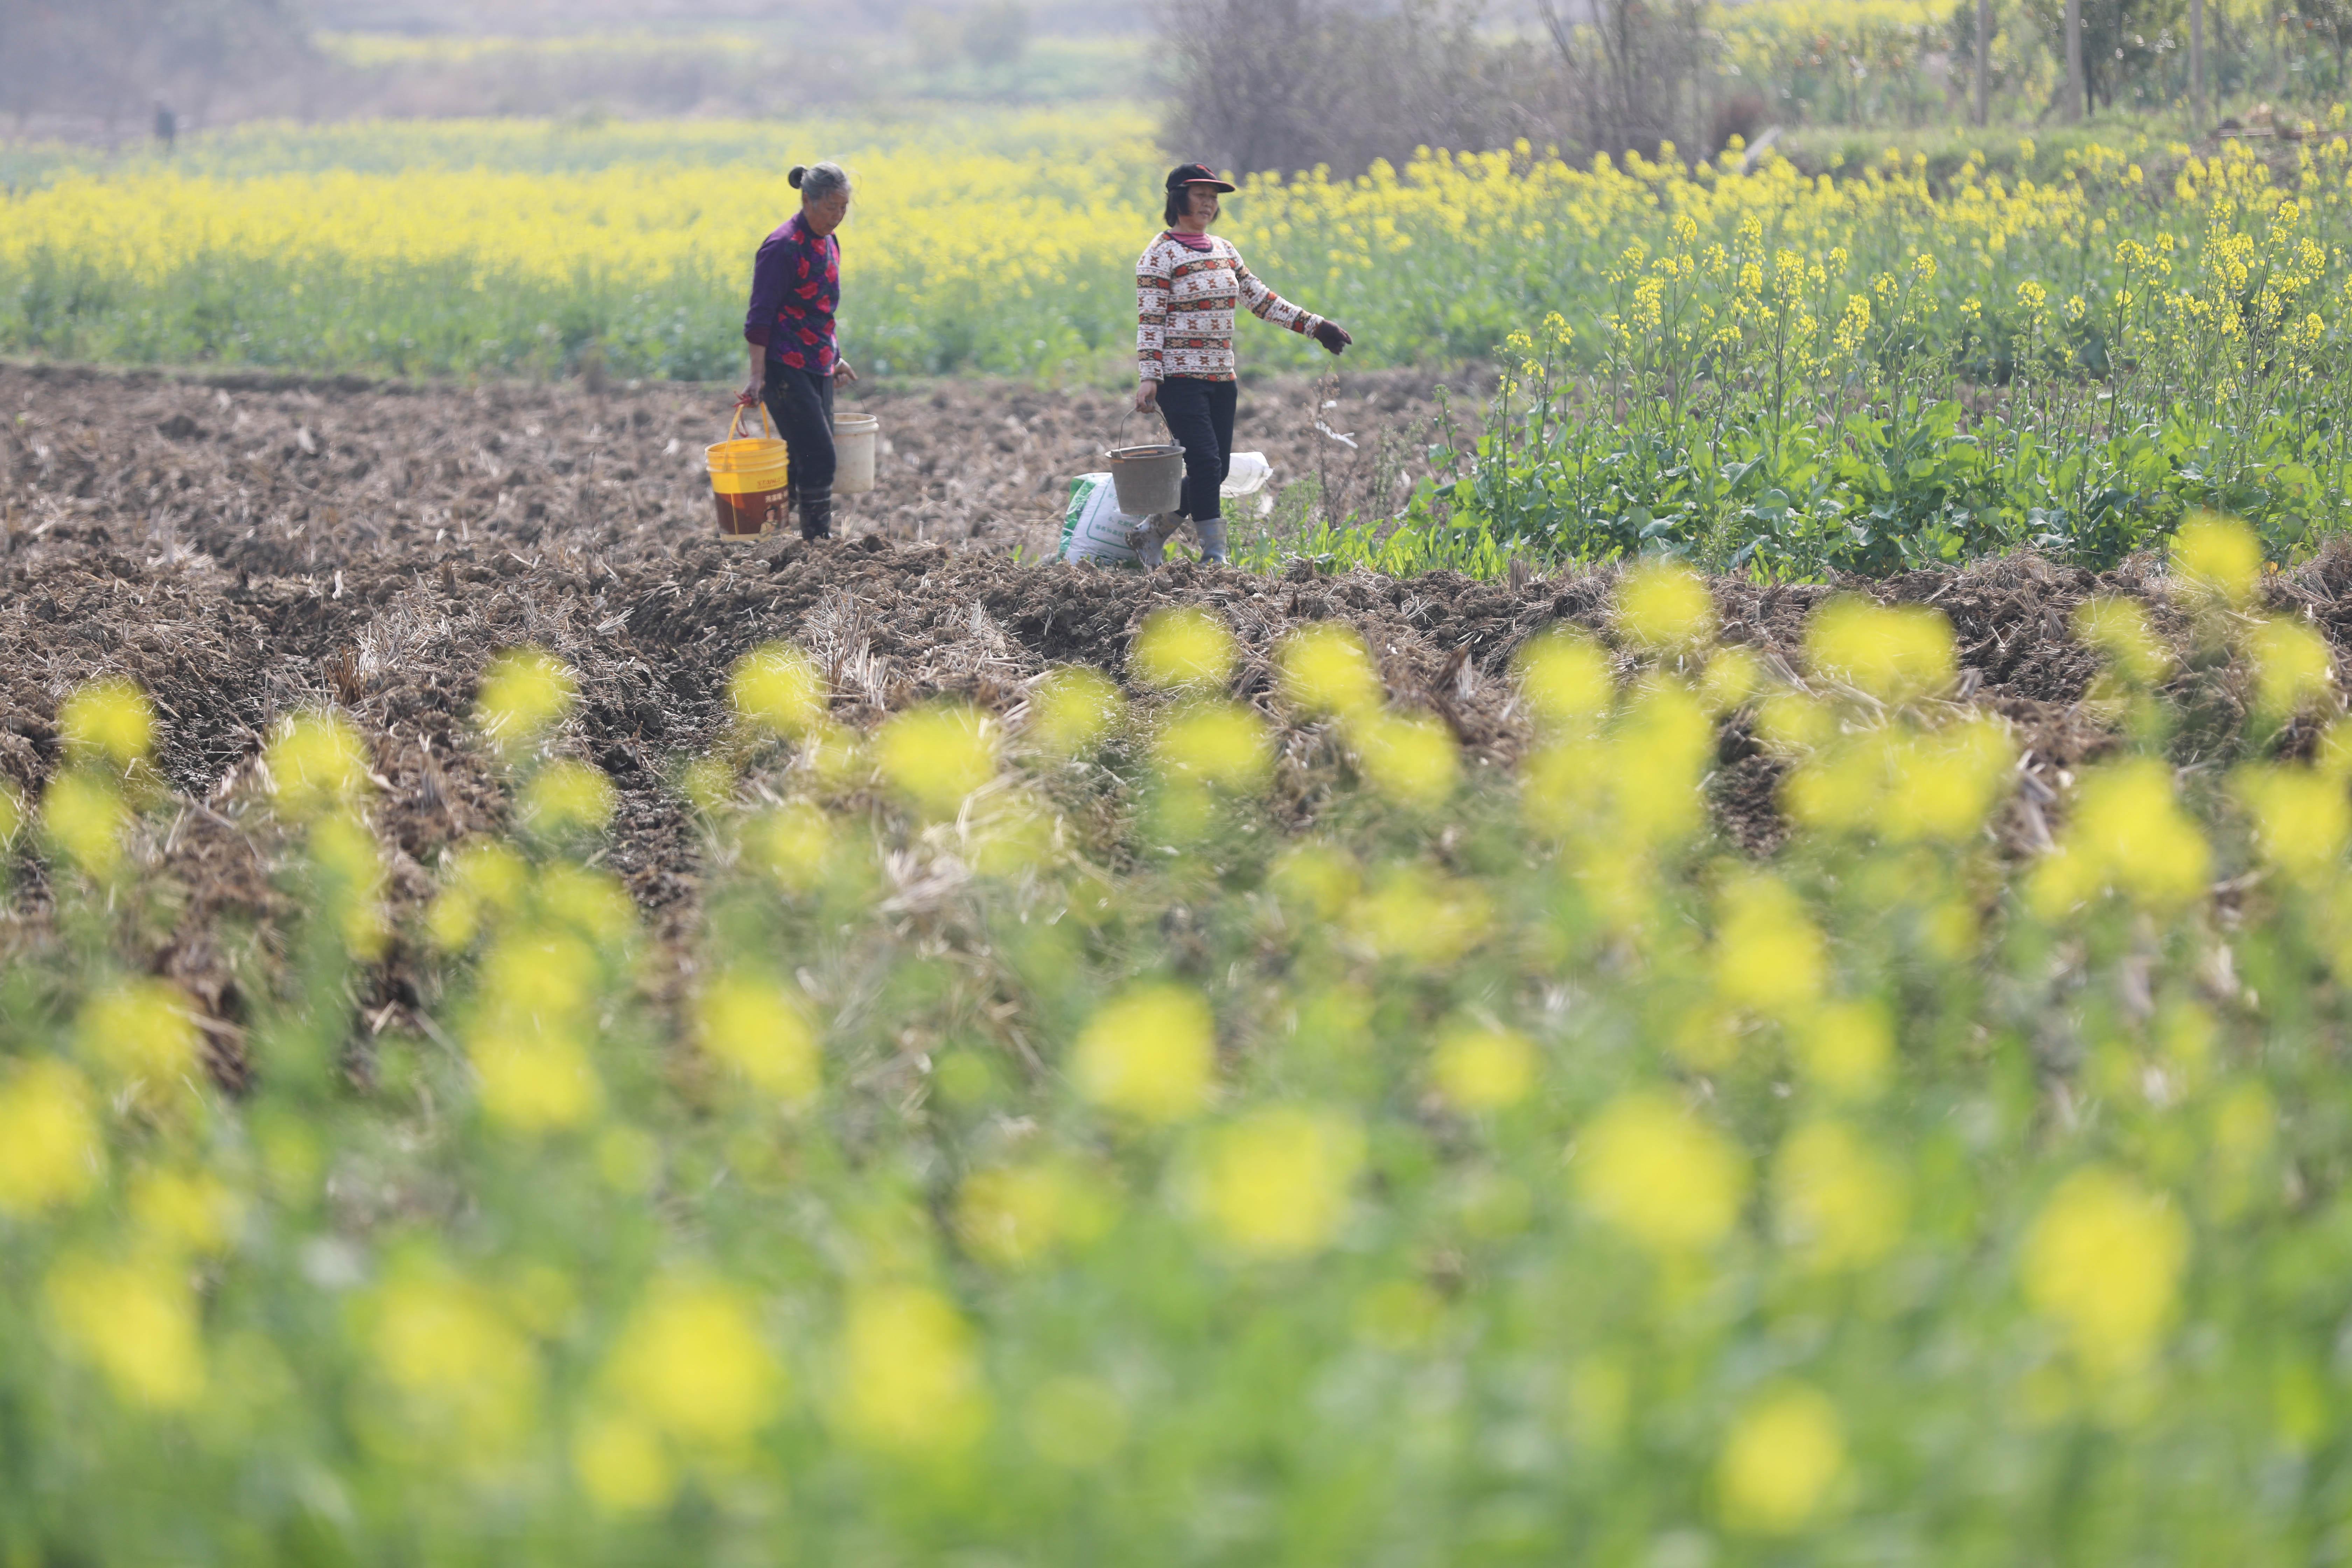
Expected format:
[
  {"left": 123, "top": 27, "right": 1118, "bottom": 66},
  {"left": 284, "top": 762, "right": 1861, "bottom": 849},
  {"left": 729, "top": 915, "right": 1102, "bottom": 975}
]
[{"left": 738, "top": 161, "right": 858, "bottom": 541}]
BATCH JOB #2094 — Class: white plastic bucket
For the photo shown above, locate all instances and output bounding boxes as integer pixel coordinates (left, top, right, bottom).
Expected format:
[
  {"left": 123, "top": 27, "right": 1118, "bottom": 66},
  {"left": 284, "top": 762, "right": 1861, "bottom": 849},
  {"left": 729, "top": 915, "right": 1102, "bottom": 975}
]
[
  {"left": 834, "top": 412, "right": 879, "bottom": 496},
  {"left": 1106, "top": 442, "right": 1184, "bottom": 516}
]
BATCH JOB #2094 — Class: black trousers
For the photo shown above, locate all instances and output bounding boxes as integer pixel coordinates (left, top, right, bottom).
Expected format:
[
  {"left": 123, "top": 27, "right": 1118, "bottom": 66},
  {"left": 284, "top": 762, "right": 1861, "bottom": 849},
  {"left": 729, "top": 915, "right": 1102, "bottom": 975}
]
[
  {"left": 760, "top": 361, "right": 836, "bottom": 497},
  {"left": 1156, "top": 375, "right": 1237, "bottom": 523}
]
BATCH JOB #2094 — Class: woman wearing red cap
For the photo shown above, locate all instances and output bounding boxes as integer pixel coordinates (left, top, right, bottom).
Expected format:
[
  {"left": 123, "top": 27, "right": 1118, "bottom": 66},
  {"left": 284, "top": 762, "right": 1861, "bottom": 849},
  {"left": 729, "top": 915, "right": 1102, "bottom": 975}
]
[{"left": 1133, "top": 163, "right": 1351, "bottom": 565}]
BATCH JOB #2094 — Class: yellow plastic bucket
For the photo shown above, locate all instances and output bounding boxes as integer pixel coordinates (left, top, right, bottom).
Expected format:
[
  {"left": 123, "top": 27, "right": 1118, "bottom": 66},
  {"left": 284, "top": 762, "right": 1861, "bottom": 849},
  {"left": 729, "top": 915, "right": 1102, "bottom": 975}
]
[{"left": 707, "top": 403, "right": 790, "bottom": 540}]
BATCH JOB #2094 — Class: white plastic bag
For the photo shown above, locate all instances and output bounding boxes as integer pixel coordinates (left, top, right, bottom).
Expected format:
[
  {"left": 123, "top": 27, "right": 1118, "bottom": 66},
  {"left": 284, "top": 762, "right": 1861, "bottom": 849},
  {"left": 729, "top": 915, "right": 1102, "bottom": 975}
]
[
  {"left": 1222, "top": 451, "right": 1275, "bottom": 517},
  {"left": 1221, "top": 451, "right": 1273, "bottom": 499},
  {"left": 1060, "top": 454, "right": 1279, "bottom": 563},
  {"left": 1059, "top": 473, "right": 1142, "bottom": 564}
]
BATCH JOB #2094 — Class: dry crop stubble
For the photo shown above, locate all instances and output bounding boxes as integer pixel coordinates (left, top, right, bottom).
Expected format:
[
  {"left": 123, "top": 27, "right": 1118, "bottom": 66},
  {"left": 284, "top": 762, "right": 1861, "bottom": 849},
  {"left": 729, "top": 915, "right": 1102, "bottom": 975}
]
[{"left": 1, "top": 360, "right": 2346, "bottom": 1060}]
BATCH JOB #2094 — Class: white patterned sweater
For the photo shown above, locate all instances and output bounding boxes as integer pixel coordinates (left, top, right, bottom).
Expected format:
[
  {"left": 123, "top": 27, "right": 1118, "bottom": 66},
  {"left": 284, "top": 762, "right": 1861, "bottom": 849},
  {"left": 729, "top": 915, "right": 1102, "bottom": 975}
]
[{"left": 1136, "top": 232, "right": 1322, "bottom": 383}]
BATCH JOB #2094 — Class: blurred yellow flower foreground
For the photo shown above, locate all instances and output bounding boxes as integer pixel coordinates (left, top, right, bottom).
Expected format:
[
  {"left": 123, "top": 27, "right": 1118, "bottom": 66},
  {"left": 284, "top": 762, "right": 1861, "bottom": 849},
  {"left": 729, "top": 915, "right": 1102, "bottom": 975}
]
[{"left": 2, "top": 532, "right": 2346, "bottom": 1562}]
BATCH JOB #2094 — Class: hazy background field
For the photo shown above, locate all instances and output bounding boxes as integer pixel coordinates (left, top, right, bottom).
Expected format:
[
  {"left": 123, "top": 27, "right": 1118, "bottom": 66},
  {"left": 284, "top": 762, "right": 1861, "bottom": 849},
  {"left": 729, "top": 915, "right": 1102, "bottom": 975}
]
[{"left": 10, "top": 0, "right": 2352, "bottom": 169}]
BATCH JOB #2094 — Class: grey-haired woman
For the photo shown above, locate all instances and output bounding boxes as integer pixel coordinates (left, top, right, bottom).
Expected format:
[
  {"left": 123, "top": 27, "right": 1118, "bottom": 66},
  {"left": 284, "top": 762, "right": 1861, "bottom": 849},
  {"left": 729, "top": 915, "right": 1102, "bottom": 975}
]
[{"left": 738, "top": 161, "right": 858, "bottom": 540}]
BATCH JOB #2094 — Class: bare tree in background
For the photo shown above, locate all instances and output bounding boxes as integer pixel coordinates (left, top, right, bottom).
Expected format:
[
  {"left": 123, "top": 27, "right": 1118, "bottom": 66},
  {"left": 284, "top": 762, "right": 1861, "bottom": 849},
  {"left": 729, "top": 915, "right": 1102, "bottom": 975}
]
[
  {"left": 1157, "top": 0, "right": 1566, "bottom": 180},
  {"left": 1, "top": 0, "right": 311, "bottom": 133},
  {"left": 1535, "top": 0, "right": 1712, "bottom": 162}
]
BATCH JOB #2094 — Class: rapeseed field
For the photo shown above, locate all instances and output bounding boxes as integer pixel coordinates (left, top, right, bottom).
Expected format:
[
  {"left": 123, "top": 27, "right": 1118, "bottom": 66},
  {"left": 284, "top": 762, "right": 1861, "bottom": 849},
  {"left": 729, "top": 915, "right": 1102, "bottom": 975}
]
[
  {"left": 5, "top": 520, "right": 2350, "bottom": 1561},
  {"left": 4, "top": 107, "right": 2341, "bottom": 391}
]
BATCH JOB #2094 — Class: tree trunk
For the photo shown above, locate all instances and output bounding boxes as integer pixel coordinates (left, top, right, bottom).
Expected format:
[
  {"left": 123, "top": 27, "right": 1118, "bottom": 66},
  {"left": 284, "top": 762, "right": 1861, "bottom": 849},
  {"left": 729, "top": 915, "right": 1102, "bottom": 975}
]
[
  {"left": 2191, "top": 0, "right": 2205, "bottom": 133},
  {"left": 1974, "top": 0, "right": 1991, "bottom": 125},
  {"left": 2064, "top": 0, "right": 2085, "bottom": 121}
]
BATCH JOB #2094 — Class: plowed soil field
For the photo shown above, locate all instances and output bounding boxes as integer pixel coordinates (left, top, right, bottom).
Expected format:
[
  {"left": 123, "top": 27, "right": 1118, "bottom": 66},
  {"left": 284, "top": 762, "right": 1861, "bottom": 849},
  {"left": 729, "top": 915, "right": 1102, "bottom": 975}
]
[{"left": 4, "top": 360, "right": 2346, "bottom": 1055}]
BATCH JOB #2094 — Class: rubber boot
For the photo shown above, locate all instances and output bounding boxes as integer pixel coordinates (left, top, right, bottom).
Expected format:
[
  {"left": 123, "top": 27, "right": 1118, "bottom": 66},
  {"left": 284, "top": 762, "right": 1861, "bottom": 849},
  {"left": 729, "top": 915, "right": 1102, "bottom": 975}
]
[
  {"left": 1196, "top": 518, "right": 1230, "bottom": 565},
  {"left": 1130, "top": 513, "right": 1176, "bottom": 566},
  {"left": 800, "top": 485, "right": 834, "bottom": 542}
]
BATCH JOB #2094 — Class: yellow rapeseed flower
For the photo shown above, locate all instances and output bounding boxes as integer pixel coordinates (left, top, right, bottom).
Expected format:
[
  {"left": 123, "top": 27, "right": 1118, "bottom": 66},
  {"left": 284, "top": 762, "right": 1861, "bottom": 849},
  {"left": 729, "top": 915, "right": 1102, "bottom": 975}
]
[
  {"left": 1805, "top": 596, "right": 1956, "bottom": 702},
  {"left": 1612, "top": 684, "right": 1715, "bottom": 846},
  {"left": 696, "top": 971, "right": 820, "bottom": 1104},
  {"left": 1071, "top": 982, "right": 1216, "bottom": 1123},
  {"left": 728, "top": 642, "right": 827, "bottom": 737},
  {"left": 1714, "top": 876, "right": 1827, "bottom": 1020},
  {"left": 1881, "top": 717, "right": 2016, "bottom": 842},
  {"left": 1791, "top": 999, "right": 1895, "bottom": 1100},
  {"left": 1268, "top": 843, "right": 1361, "bottom": 922},
  {"left": 2074, "top": 596, "right": 2173, "bottom": 686},
  {"left": 309, "top": 810, "right": 388, "bottom": 957},
  {"left": 1277, "top": 623, "right": 1384, "bottom": 719},
  {"left": 1430, "top": 1023, "right": 1539, "bottom": 1112},
  {"left": 474, "top": 646, "right": 578, "bottom": 754},
  {"left": 957, "top": 1156, "right": 1116, "bottom": 1269},
  {"left": 1153, "top": 700, "right": 1271, "bottom": 792},
  {"left": 2170, "top": 513, "right": 2263, "bottom": 608},
  {"left": 265, "top": 711, "right": 373, "bottom": 819},
  {"left": 533, "top": 863, "right": 637, "bottom": 953},
  {"left": 1754, "top": 689, "right": 1836, "bottom": 754},
  {"left": 1513, "top": 628, "right": 1614, "bottom": 732},
  {"left": 876, "top": 704, "right": 997, "bottom": 818},
  {"left": 2022, "top": 1166, "right": 2189, "bottom": 1376},
  {"left": 1698, "top": 646, "right": 1764, "bottom": 712},
  {"left": 128, "top": 1167, "right": 241, "bottom": 1258},
  {"left": 1718, "top": 1383, "right": 1846, "bottom": 1534},
  {"left": 1132, "top": 606, "right": 1238, "bottom": 692},
  {"left": 2027, "top": 758, "right": 2211, "bottom": 915},
  {"left": 2232, "top": 764, "right": 2350, "bottom": 880},
  {"left": 521, "top": 758, "right": 619, "bottom": 838},
  {"left": 1616, "top": 560, "right": 1716, "bottom": 651},
  {"left": 59, "top": 677, "right": 155, "bottom": 770},
  {"left": 1344, "top": 863, "right": 1492, "bottom": 967},
  {"left": 0, "top": 1058, "right": 104, "bottom": 1216},
  {"left": 572, "top": 1411, "right": 676, "bottom": 1516},
  {"left": 471, "top": 1028, "right": 604, "bottom": 1132},
  {"left": 605, "top": 1278, "right": 784, "bottom": 1451},
  {"left": 1773, "top": 1120, "right": 1907, "bottom": 1272},
  {"left": 46, "top": 1251, "right": 206, "bottom": 1409},
  {"left": 363, "top": 1265, "right": 540, "bottom": 1459},
  {"left": 1190, "top": 1105, "right": 1365, "bottom": 1260},
  {"left": 2248, "top": 616, "right": 2334, "bottom": 722},
  {"left": 74, "top": 977, "right": 202, "bottom": 1091},
  {"left": 1575, "top": 1092, "right": 1748, "bottom": 1253},
  {"left": 741, "top": 800, "right": 840, "bottom": 893},
  {"left": 424, "top": 838, "right": 531, "bottom": 951},
  {"left": 838, "top": 1285, "right": 988, "bottom": 1455},
  {"left": 42, "top": 771, "right": 129, "bottom": 880},
  {"left": 1027, "top": 665, "right": 1125, "bottom": 756},
  {"left": 1354, "top": 710, "right": 1459, "bottom": 808}
]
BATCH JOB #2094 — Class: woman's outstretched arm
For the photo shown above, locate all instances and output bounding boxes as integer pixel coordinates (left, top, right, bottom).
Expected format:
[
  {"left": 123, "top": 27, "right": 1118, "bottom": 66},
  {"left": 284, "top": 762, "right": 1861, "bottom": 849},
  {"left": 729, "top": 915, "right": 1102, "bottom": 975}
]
[{"left": 1234, "top": 254, "right": 1352, "bottom": 354}]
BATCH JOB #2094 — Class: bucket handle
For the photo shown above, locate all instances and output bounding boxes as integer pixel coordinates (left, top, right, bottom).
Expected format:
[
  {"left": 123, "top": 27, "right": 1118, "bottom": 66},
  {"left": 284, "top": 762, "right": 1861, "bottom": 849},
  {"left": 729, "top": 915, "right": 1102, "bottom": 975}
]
[
  {"left": 1105, "top": 406, "right": 1140, "bottom": 459},
  {"left": 727, "top": 401, "right": 773, "bottom": 442}
]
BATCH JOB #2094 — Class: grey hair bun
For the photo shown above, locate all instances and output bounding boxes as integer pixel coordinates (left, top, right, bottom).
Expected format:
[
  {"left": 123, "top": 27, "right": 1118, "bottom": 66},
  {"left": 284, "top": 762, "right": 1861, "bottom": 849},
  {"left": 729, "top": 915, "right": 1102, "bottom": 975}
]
[{"left": 790, "top": 161, "right": 850, "bottom": 201}]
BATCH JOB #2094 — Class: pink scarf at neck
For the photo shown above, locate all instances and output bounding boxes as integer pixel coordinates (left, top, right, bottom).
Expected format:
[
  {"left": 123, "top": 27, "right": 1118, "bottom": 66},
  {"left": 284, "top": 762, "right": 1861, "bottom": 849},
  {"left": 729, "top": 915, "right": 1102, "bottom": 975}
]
[{"left": 1163, "top": 229, "right": 1215, "bottom": 253}]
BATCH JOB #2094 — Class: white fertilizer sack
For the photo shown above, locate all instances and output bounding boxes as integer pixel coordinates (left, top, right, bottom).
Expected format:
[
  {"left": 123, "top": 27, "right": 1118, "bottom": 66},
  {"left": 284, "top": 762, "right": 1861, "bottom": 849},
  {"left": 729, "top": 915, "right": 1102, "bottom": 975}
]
[{"left": 1059, "top": 454, "right": 1277, "bottom": 564}]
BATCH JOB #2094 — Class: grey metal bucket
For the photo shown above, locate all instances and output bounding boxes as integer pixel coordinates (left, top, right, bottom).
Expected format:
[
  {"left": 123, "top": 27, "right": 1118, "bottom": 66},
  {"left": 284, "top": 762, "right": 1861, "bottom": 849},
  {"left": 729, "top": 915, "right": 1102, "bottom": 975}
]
[{"left": 1106, "top": 443, "right": 1185, "bottom": 516}]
